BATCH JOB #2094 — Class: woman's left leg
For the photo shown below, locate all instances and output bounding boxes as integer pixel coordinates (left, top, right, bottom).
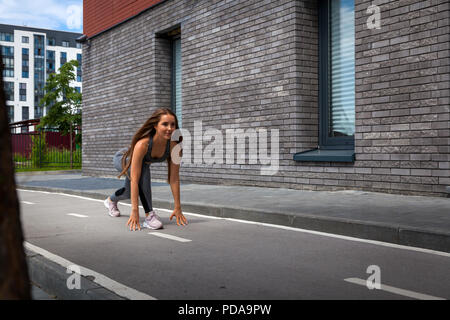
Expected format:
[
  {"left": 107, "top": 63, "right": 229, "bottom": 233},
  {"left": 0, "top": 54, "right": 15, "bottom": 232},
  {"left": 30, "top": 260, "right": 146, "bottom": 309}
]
[{"left": 138, "top": 163, "right": 153, "bottom": 215}]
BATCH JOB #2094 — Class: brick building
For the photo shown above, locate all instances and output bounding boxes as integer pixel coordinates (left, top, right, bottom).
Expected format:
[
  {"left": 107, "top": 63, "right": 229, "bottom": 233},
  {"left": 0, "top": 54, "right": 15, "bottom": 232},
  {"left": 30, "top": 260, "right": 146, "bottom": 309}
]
[{"left": 80, "top": 0, "right": 449, "bottom": 197}]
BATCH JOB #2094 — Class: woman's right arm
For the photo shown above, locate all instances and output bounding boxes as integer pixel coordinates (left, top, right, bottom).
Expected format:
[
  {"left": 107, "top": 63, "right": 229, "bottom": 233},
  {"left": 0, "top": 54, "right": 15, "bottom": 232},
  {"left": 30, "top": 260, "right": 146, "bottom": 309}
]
[{"left": 126, "top": 139, "right": 147, "bottom": 231}]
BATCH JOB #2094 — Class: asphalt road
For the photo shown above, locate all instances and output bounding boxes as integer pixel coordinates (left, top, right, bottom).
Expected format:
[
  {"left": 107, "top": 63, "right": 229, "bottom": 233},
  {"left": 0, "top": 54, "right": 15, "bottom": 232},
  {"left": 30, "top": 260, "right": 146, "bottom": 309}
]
[{"left": 18, "top": 189, "right": 450, "bottom": 300}]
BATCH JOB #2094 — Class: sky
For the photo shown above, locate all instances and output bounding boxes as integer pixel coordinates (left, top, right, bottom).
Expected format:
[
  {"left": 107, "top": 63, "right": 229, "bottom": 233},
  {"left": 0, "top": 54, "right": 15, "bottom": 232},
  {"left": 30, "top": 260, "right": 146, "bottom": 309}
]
[{"left": 0, "top": 0, "right": 83, "bottom": 33}]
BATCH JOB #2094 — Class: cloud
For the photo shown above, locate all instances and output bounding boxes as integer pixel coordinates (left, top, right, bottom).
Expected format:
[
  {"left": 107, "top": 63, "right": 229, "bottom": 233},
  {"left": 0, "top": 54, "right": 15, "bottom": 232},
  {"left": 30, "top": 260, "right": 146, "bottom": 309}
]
[
  {"left": 66, "top": 5, "right": 82, "bottom": 30},
  {"left": 0, "top": 0, "right": 83, "bottom": 33}
]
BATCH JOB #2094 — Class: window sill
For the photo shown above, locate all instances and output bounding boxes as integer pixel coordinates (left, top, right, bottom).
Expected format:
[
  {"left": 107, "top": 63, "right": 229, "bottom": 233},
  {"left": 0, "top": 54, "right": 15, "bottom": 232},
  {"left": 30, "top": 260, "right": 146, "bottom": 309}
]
[{"left": 293, "top": 149, "right": 355, "bottom": 163}]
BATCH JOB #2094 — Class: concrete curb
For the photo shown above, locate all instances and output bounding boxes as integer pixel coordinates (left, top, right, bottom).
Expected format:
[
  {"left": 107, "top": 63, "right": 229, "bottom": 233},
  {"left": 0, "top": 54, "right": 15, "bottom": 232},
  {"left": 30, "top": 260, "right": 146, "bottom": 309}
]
[
  {"left": 15, "top": 170, "right": 82, "bottom": 175},
  {"left": 26, "top": 249, "right": 126, "bottom": 300},
  {"left": 18, "top": 185, "right": 450, "bottom": 254}
]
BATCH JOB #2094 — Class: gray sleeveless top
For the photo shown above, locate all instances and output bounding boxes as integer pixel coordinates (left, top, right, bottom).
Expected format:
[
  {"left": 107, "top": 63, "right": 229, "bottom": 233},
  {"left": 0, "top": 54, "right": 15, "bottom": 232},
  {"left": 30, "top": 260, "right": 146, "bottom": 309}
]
[{"left": 144, "top": 132, "right": 170, "bottom": 163}]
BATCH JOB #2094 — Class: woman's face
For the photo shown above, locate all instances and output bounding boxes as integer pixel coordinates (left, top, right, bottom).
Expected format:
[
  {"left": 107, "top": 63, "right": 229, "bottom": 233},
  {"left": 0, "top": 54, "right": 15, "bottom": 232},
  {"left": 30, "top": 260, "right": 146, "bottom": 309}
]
[{"left": 155, "top": 114, "right": 176, "bottom": 140}]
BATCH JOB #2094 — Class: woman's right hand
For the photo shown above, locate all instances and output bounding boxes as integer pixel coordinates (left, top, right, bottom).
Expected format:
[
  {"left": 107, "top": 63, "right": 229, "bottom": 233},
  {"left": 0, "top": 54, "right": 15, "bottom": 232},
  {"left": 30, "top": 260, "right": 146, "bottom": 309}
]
[{"left": 127, "top": 208, "right": 141, "bottom": 231}]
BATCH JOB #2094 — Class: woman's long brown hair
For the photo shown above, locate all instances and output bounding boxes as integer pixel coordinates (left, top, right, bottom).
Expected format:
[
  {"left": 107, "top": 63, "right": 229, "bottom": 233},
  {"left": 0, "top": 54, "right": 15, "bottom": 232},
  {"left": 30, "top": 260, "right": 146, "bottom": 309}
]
[{"left": 118, "top": 107, "right": 182, "bottom": 183}]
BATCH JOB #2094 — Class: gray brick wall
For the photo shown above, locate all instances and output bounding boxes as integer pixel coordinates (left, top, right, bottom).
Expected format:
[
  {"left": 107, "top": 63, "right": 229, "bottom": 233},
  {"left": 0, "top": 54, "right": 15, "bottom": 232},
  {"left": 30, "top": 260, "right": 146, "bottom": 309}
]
[
  {"left": 82, "top": 0, "right": 449, "bottom": 197},
  {"left": 354, "top": 0, "right": 449, "bottom": 196}
]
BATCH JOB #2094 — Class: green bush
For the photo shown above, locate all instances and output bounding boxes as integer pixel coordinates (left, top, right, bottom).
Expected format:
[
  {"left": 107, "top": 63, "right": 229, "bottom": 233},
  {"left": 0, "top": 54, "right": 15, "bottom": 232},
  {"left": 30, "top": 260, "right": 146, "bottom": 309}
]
[
  {"left": 13, "top": 153, "right": 28, "bottom": 163},
  {"left": 31, "top": 133, "right": 48, "bottom": 166},
  {"left": 45, "top": 147, "right": 81, "bottom": 164}
]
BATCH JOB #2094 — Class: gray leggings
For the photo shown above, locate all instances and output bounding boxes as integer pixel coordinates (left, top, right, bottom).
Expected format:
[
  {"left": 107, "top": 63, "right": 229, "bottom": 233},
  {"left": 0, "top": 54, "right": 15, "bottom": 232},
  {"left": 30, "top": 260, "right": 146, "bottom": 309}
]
[{"left": 110, "top": 148, "right": 153, "bottom": 213}]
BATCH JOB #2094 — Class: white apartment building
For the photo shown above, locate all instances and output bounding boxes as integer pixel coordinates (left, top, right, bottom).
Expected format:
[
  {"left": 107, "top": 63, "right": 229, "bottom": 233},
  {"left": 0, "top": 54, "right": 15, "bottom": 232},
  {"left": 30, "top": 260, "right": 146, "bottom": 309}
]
[{"left": 0, "top": 24, "right": 82, "bottom": 125}]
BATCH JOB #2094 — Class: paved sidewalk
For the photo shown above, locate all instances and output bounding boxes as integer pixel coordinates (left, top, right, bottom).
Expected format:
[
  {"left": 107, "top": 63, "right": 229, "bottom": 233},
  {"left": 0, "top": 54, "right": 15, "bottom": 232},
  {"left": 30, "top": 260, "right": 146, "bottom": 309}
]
[{"left": 16, "top": 171, "right": 450, "bottom": 253}]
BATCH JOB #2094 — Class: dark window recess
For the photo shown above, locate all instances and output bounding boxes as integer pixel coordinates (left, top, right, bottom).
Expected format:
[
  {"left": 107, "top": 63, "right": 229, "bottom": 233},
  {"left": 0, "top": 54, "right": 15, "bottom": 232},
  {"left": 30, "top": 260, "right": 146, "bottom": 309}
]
[
  {"left": 294, "top": 0, "right": 355, "bottom": 163},
  {"left": 170, "top": 28, "right": 182, "bottom": 128}
]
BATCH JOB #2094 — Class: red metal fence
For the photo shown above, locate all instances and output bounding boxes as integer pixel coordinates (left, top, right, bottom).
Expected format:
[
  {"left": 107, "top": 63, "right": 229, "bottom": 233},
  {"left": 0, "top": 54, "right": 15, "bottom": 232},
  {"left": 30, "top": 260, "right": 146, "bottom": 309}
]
[{"left": 10, "top": 119, "right": 81, "bottom": 170}]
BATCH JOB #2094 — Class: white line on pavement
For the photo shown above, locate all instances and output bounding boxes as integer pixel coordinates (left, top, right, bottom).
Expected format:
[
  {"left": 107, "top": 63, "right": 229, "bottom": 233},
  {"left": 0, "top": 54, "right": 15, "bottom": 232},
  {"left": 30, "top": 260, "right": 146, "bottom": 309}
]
[
  {"left": 149, "top": 232, "right": 192, "bottom": 243},
  {"left": 67, "top": 213, "right": 89, "bottom": 218},
  {"left": 18, "top": 189, "right": 450, "bottom": 258},
  {"left": 24, "top": 241, "right": 156, "bottom": 300},
  {"left": 344, "top": 277, "right": 446, "bottom": 300},
  {"left": 21, "top": 201, "right": 35, "bottom": 205}
]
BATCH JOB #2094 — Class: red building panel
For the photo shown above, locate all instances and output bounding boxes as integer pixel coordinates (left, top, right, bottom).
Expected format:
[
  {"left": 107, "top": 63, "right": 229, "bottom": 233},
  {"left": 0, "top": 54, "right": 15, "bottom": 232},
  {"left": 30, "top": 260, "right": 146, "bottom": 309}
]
[{"left": 83, "top": 0, "right": 164, "bottom": 38}]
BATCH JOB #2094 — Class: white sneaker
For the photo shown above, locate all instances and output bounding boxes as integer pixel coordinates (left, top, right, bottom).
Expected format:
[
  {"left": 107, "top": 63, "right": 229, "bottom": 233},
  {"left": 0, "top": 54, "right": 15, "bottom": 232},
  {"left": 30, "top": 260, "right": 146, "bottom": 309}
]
[
  {"left": 104, "top": 198, "right": 121, "bottom": 217},
  {"left": 142, "top": 211, "right": 163, "bottom": 229}
]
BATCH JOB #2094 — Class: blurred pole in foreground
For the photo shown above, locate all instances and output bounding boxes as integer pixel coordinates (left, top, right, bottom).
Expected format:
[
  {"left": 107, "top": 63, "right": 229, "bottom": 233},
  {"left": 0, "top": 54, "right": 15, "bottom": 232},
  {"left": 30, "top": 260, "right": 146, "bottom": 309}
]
[{"left": 0, "top": 52, "right": 31, "bottom": 299}]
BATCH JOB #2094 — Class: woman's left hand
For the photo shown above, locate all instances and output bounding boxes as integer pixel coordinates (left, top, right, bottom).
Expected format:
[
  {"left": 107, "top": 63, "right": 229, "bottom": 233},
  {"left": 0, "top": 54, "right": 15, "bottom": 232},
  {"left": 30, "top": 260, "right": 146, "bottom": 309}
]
[{"left": 170, "top": 207, "right": 188, "bottom": 226}]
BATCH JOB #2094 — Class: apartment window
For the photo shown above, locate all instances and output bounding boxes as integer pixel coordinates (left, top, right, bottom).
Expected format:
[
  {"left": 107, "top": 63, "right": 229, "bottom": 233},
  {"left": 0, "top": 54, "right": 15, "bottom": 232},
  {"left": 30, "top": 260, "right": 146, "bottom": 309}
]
[
  {"left": 76, "top": 42, "right": 82, "bottom": 49},
  {"left": 47, "top": 50, "right": 56, "bottom": 75},
  {"left": 60, "top": 52, "right": 67, "bottom": 66},
  {"left": 22, "top": 106, "right": 29, "bottom": 133},
  {"left": 34, "top": 35, "right": 45, "bottom": 113},
  {"left": 22, "top": 48, "right": 29, "bottom": 78},
  {"left": 8, "top": 105, "right": 14, "bottom": 123},
  {"left": 171, "top": 36, "right": 182, "bottom": 128},
  {"left": 319, "top": 0, "right": 355, "bottom": 149},
  {"left": 1, "top": 46, "right": 13, "bottom": 55},
  {"left": 47, "top": 38, "right": 56, "bottom": 46},
  {"left": 4, "top": 82, "right": 14, "bottom": 101},
  {"left": 19, "top": 83, "right": 27, "bottom": 101},
  {"left": 22, "top": 36, "right": 29, "bottom": 43},
  {"left": 76, "top": 53, "right": 82, "bottom": 82},
  {"left": 0, "top": 32, "right": 14, "bottom": 42},
  {"left": 22, "top": 106, "right": 29, "bottom": 120},
  {"left": 1, "top": 46, "right": 14, "bottom": 77},
  {"left": 75, "top": 86, "right": 81, "bottom": 93},
  {"left": 34, "top": 106, "right": 43, "bottom": 119},
  {"left": 62, "top": 40, "right": 69, "bottom": 47}
]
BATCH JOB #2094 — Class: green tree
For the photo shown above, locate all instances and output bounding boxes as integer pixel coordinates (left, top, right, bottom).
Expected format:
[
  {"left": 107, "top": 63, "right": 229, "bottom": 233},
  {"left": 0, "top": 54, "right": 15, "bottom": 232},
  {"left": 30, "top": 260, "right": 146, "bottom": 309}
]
[{"left": 38, "top": 60, "right": 82, "bottom": 144}]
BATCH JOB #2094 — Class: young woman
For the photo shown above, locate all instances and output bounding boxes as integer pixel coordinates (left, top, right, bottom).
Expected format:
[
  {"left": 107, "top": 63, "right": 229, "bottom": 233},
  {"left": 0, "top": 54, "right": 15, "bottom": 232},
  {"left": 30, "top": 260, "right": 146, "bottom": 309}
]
[{"left": 104, "top": 107, "right": 187, "bottom": 231}]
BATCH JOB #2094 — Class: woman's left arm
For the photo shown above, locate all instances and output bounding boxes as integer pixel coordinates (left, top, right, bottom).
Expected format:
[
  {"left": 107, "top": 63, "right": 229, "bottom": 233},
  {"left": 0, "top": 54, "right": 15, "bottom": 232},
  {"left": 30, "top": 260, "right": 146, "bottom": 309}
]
[{"left": 169, "top": 141, "right": 188, "bottom": 226}]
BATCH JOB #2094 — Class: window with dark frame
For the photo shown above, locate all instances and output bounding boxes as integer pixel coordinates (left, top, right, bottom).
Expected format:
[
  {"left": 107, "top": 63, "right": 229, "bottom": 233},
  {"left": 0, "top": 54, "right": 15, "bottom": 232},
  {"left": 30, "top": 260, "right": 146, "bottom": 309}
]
[
  {"left": 319, "top": 0, "right": 355, "bottom": 149},
  {"left": 293, "top": 0, "right": 355, "bottom": 162},
  {"left": 21, "top": 107, "right": 29, "bottom": 132},
  {"left": 60, "top": 51, "right": 67, "bottom": 66},
  {"left": 170, "top": 28, "right": 182, "bottom": 128},
  {"left": 0, "top": 32, "right": 14, "bottom": 42},
  {"left": 4, "top": 81, "right": 14, "bottom": 101},
  {"left": 22, "top": 106, "right": 29, "bottom": 121},
  {"left": 1, "top": 46, "right": 14, "bottom": 77},
  {"left": 76, "top": 53, "right": 82, "bottom": 82},
  {"left": 34, "top": 35, "right": 45, "bottom": 117},
  {"left": 8, "top": 105, "right": 14, "bottom": 123},
  {"left": 20, "top": 83, "right": 27, "bottom": 101},
  {"left": 46, "top": 50, "right": 56, "bottom": 76},
  {"left": 22, "top": 48, "right": 29, "bottom": 78},
  {"left": 34, "top": 106, "right": 43, "bottom": 119}
]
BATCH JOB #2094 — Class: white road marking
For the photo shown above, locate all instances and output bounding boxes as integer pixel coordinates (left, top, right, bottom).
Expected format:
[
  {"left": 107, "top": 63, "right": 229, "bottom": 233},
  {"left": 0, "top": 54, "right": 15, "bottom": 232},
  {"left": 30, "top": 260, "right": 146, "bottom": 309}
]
[
  {"left": 21, "top": 201, "right": 35, "bottom": 205},
  {"left": 149, "top": 232, "right": 192, "bottom": 243},
  {"left": 24, "top": 241, "right": 156, "bottom": 300},
  {"left": 344, "top": 278, "right": 446, "bottom": 300},
  {"left": 67, "top": 213, "right": 89, "bottom": 218},
  {"left": 18, "top": 189, "right": 450, "bottom": 257}
]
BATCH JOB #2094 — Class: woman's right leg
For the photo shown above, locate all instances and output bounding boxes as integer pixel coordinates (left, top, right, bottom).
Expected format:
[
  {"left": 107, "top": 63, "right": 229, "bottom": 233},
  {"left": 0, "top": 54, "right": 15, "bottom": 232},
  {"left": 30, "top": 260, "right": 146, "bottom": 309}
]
[
  {"left": 105, "top": 148, "right": 130, "bottom": 217},
  {"left": 110, "top": 176, "right": 131, "bottom": 203},
  {"left": 105, "top": 177, "right": 130, "bottom": 217}
]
